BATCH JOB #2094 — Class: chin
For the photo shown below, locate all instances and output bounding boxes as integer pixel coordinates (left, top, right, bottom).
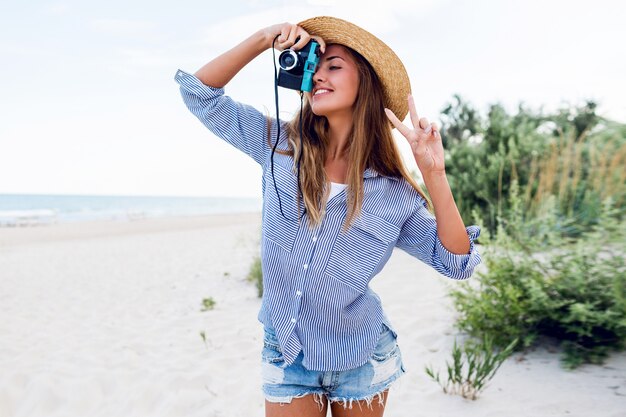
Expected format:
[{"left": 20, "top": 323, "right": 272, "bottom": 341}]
[
  {"left": 310, "top": 104, "right": 329, "bottom": 117},
  {"left": 311, "top": 102, "right": 346, "bottom": 117}
]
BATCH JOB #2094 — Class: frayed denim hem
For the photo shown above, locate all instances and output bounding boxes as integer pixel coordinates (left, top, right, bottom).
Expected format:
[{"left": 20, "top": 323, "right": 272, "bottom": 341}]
[
  {"left": 264, "top": 373, "right": 402, "bottom": 412},
  {"left": 265, "top": 392, "right": 327, "bottom": 411},
  {"left": 327, "top": 366, "right": 405, "bottom": 411},
  {"left": 328, "top": 390, "right": 387, "bottom": 411},
  {"left": 265, "top": 391, "right": 385, "bottom": 412}
]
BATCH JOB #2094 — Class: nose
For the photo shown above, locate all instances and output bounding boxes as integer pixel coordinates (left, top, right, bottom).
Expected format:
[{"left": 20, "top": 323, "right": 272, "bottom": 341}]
[{"left": 313, "top": 66, "right": 325, "bottom": 83}]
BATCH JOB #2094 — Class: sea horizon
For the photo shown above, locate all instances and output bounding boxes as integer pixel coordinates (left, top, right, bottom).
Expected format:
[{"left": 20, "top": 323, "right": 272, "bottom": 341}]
[{"left": 0, "top": 193, "right": 262, "bottom": 226}]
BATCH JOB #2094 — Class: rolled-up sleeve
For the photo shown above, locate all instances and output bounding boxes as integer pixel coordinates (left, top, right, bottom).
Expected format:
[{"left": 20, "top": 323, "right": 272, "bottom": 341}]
[
  {"left": 395, "top": 194, "right": 481, "bottom": 280},
  {"left": 175, "top": 69, "right": 283, "bottom": 165}
]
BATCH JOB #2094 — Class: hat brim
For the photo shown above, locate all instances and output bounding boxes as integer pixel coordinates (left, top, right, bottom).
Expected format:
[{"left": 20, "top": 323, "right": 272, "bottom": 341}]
[{"left": 298, "top": 16, "right": 411, "bottom": 121}]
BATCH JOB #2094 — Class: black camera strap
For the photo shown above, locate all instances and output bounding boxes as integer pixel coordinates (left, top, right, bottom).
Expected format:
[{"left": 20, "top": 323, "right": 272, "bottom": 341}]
[{"left": 270, "top": 35, "right": 307, "bottom": 222}]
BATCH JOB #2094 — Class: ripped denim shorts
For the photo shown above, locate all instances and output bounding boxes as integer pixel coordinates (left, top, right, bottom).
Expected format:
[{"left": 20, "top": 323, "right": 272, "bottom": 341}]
[{"left": 261, "top": 324, "right": 405, "bottom": 408}]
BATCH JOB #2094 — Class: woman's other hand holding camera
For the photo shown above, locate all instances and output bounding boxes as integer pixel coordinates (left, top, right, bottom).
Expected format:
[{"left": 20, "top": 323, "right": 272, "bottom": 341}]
[
  {"left": 194, "top": 23, "right": 325, "bottom": 89},
  {"left": 262, "top": 22, "right": 326, "bottom": 53}
]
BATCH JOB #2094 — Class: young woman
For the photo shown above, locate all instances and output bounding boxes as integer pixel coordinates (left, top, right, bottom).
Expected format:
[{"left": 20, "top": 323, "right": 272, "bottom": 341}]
[{"left": 175, "top": 16, "right": 481, "bottom": 417}]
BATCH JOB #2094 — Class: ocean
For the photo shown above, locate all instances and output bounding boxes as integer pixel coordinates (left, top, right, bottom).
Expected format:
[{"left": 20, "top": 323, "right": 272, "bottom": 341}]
[{"left": 0, "top": 194, "right": 262, "bottom": 226}]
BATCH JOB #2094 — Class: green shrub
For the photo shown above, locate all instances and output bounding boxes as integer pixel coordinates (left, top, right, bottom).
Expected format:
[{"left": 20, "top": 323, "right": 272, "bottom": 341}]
[
  {"left": 451, "top": 191, "right": 626, "bottom": 368},
  {"left": 451, "top": 253, "right": 543, "bottom": 349},
  {"left": 247, "top": 255, "right": 263, "bottom": 297},
  {"left": 425, "top": 336, "right": 518, "bottom": 400},
  {"left": 440, "top": 96, "right": 625, "bottom": 238},
  {"left": 201, "top": 297, "right": 216, "bottom": 311},
  {"left": 532, "top": 215, "right": 626, "bottom": 367}
]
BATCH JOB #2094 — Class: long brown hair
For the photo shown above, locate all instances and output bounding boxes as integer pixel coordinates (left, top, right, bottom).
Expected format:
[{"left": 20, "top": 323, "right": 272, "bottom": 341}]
[{"left": 271, "top": 45, "right": 430, "bottom": 229}]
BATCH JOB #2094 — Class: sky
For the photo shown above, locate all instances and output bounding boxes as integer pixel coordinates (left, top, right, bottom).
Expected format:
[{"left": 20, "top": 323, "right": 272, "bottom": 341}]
[{"left": 0, "top": 0, "right": 624, "bottom": 198}]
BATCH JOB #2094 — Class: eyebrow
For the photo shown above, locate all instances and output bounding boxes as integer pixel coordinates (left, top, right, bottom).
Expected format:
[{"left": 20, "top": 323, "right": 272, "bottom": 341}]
[{"left": 324, "top": 56, "right": 345, "bottom": 62}]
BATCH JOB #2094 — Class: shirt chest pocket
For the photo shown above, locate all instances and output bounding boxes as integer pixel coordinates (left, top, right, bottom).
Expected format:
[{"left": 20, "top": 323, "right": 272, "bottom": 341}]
[
  {"left": 324, "top": 210, "right": 400, "bottom": 294},
  {"left": 263, "top": 165, "right": 302, "bottom": 252}
]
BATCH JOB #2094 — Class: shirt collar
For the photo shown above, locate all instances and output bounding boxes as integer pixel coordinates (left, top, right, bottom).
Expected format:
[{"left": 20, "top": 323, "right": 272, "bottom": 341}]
[
  {"left": 363, "top": 167, "right": 378, "bottom": 179},
  {"left": 363, "top": 167, "right": 400, "bottom": 181}
]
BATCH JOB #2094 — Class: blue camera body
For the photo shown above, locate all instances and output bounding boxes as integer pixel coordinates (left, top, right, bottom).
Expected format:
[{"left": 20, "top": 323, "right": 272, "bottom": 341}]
[{"left": 277, "top": 40, "right": 320, "bottom": 92}]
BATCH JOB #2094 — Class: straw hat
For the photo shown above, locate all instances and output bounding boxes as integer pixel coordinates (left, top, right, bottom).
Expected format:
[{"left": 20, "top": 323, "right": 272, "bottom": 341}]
[{"left": 298, "top": 16, "right": 411, "bottom": 121}]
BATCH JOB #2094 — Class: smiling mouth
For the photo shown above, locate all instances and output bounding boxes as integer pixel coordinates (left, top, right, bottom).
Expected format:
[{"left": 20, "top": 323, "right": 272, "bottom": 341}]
[{"left": 313, "top": 89, "right": 332, "bottom": 98}]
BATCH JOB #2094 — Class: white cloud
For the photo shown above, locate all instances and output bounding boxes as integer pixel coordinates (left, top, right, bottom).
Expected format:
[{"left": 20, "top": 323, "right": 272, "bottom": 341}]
[
  {"left": 116, "top": 47, "right": 171, "bottom": 70},
  {"left": 197, "top": 6, "right": 312, "bottom": 48},
  {"left": 90, "top": 18, "right": 160, "bottom": 40},
  {"left": 41, "top": 2, "right": 71, "bottom": 16},
  {"left": 195, "top": 1, "right": 440, "bottom": 48},
  {"left": 0, "top": 40, "right": 56, "bottom": 58}
]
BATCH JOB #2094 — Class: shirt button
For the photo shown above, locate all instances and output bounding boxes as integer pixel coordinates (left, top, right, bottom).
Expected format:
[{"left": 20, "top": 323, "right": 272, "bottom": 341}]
[
  {"left": 312, "top": 236, "right": 317, "bottom": 242},
  {"left": 303, "top": 264, "right": 308, "bottom": 270},
  {"left": 296, "top": 290, "right": 302, "bottom": 296},
  {"left": 290, "top": 318, "right": 296, "bottom": 323}
]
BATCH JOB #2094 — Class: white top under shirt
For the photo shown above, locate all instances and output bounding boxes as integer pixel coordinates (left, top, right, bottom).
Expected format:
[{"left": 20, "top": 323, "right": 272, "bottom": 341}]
[{"left": 329, "top": 182, "right": 348, "bottom": 200}]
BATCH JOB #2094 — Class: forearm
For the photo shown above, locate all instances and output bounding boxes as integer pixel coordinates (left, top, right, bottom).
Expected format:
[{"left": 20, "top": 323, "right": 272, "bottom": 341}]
[
  {"left": 194, "top": 29, "right": 271, "bottom": 88},
  {"left": 422, "top": 171, "right": 471, "bottom": 254}
]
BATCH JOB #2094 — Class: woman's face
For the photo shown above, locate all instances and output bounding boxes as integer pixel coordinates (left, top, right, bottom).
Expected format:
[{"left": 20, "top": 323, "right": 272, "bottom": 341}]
[{"left": 306, "top": 44, "right": 359, "bottom": 118}]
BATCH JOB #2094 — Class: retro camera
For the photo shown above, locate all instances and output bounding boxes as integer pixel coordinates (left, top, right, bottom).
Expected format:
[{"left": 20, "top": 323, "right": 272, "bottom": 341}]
[{"left": 277, "top": 40, "right": 320, "bottom": 92}]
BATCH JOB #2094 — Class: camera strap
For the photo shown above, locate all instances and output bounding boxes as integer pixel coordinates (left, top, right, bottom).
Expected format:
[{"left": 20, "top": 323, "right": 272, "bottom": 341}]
[{"left": 270, "top": 35, "right": 307, "bottom": 222}]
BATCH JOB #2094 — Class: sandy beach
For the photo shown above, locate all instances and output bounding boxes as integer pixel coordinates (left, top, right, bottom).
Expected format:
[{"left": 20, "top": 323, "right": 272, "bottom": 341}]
[{"left": 1, "top": 212, "right": 624, "bottom": 417}]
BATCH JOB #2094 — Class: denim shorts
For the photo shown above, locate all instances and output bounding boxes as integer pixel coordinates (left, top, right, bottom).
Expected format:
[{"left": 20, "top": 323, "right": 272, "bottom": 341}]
[{"left": 261, "top": 324, "right": 405, "bottom": 408}]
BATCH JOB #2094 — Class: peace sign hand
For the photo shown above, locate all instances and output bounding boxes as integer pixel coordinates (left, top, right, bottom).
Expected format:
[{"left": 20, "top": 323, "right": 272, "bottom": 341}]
[{"left": 385, "top": 95, "right": 445, "bottom": 176}]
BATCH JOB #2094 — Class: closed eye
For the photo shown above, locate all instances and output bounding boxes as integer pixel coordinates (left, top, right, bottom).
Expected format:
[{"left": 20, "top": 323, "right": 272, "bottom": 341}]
[{"left": 329, "top": 66, "right": 341, "bottom": 70}]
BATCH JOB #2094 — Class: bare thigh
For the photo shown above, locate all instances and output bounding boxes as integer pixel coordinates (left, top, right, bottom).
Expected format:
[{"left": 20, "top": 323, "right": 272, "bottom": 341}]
[
  {"left": 265, "top": 394, "right": 328, "bottom": 417},
  {"left": 330, "top": 390, "right": 388, "bottom": 417}
]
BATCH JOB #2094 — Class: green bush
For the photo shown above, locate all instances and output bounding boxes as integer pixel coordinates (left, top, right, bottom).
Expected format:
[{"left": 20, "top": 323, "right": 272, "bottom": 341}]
[
  {"left": 450, "top": 190, "right": 626, "bottom": 368},
  {"left": 247, "top": 255, "right": 263, "bottom": 297},
  {"left": 425, "top": 336, "right": 517, "bottom": 400},
  {"left": 439, "top": 96, "right": 625, "bottom": 238},
  {"left": 201, "top": 297, "right": 216, "bottom": 311}
]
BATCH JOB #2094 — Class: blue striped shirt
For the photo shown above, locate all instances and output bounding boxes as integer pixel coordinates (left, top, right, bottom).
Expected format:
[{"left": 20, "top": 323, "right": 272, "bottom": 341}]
[{"left": 175, "top": 69, "right": 481, "bottom": 372}]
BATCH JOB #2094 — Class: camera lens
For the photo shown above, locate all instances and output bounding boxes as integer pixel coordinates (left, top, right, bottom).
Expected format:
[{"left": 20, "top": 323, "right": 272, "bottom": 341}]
[
  {"left": 278, "top": 50, "right": 299, "bottom": 71},
  {"left": 283, "top": 55, "right": 295, "bottom": 67}
]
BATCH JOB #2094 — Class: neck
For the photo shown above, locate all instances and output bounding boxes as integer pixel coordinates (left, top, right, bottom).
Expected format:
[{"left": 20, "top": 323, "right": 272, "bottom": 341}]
[{"left": 326, "top": 111, "right": 353, "bottom": 160}]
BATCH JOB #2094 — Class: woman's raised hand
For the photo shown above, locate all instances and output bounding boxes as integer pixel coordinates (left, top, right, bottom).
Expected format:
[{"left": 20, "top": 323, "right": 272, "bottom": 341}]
[
  {"left": 385, "top": 95, "right": 445, "bottom": 176},
  {"left": 262, "top": 23, "right": 326, "bottom": 53}
]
